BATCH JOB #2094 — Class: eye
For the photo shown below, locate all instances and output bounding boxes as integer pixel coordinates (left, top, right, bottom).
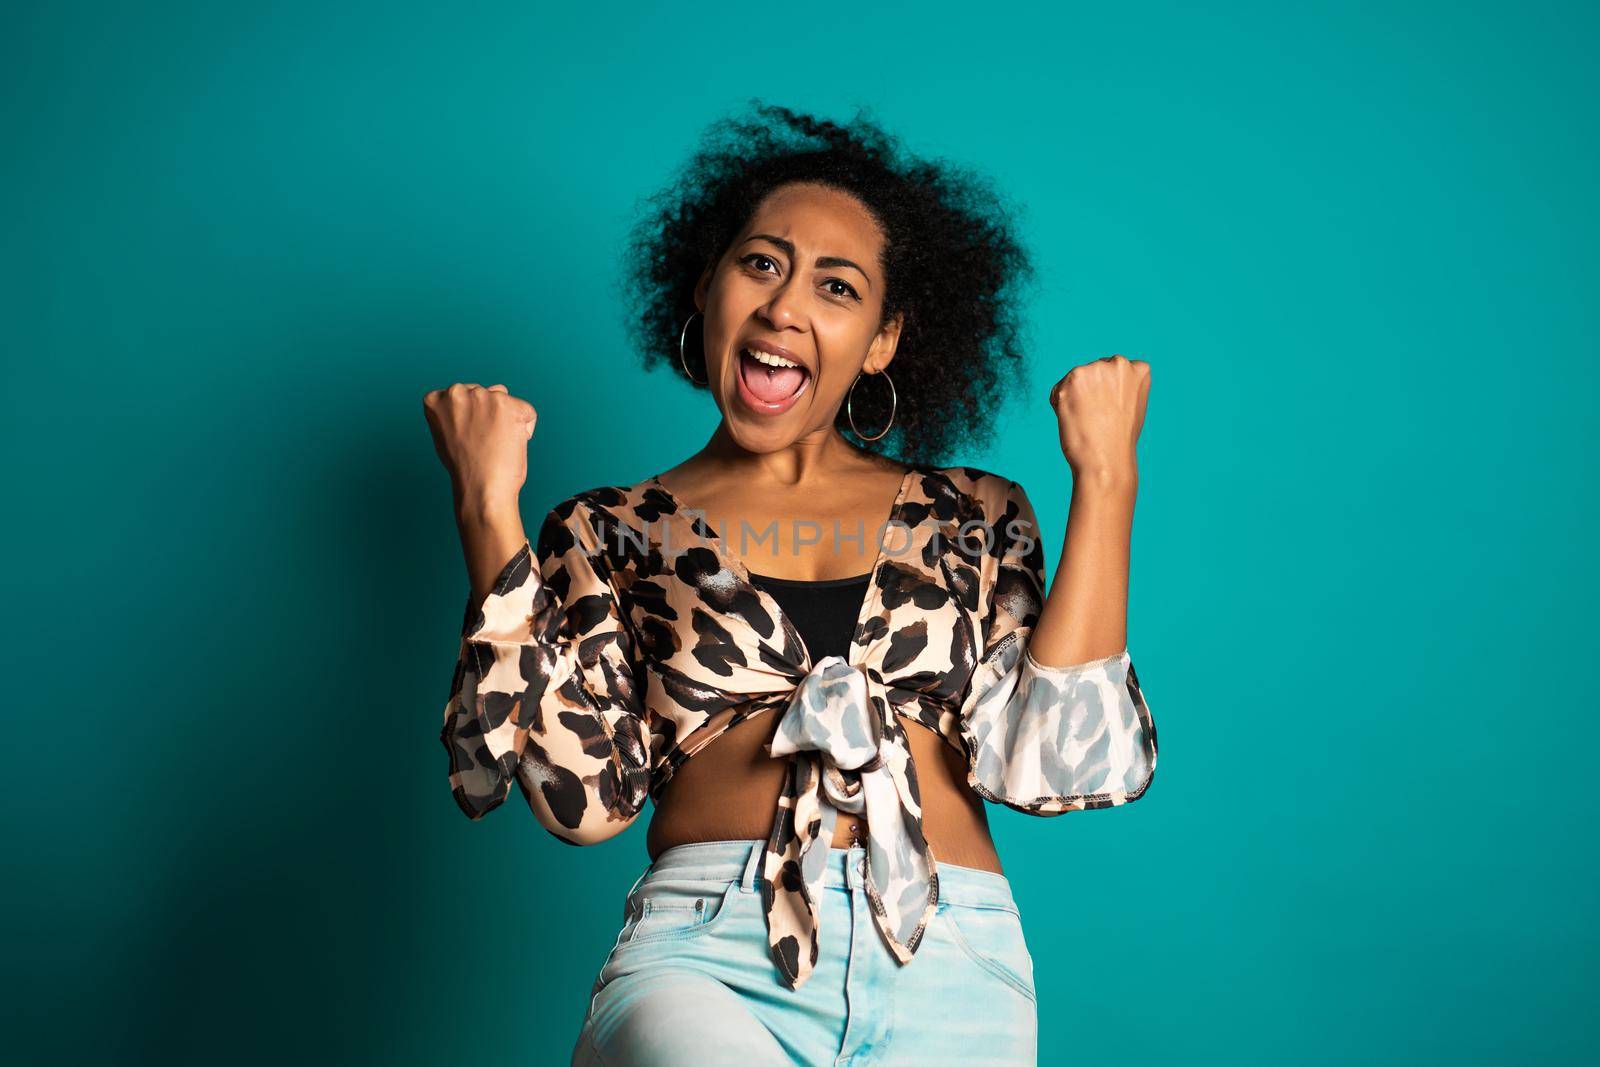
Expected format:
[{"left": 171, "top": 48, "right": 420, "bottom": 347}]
[
  {"left": 824, "top": 278, "right": 861, "bottom": 301},
  {"left": 742, "top": 253, "right": 780, "bottom": 275}
]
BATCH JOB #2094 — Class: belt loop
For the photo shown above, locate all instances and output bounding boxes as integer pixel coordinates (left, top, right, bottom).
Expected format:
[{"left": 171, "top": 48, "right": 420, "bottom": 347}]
[{"left": 740, "top": 839, "right": 763, "bottom": 893}]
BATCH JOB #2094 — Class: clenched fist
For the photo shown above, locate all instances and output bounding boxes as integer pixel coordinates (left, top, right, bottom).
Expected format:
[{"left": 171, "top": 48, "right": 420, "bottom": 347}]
[
  {"left": 422, "top": 382, "right": 537, "bottom": 510},
  {"left": 1049, "top": 355, "right": 1150, "bottom": 481}
]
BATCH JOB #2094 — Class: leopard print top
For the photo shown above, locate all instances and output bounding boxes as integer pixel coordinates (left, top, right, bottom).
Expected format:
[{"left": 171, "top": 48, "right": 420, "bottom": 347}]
[{"left": 441, "top": 464, "right": 1158, "bottom": 991}]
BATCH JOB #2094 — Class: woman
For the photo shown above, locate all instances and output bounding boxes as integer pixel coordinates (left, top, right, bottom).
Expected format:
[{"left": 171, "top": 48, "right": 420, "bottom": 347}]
[{"left": 424, "top": 103, "right": 1158, "bottom": 1066}]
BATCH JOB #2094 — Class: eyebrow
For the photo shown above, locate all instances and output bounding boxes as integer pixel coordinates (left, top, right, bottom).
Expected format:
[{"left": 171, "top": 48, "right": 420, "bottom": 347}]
[{"left": 745, "top": 233, "right": 874, "bottom": 290}]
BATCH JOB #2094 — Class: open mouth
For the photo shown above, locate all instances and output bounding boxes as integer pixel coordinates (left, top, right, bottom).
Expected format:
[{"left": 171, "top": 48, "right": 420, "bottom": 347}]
[{"left": 736, "top": 345, "right": 811, "bottom": 412}]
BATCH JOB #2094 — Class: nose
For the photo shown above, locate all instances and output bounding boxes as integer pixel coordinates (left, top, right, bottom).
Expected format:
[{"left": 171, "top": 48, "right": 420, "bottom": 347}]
[{"left": 758, "top": 274, "right": 807, "bottom": 331}]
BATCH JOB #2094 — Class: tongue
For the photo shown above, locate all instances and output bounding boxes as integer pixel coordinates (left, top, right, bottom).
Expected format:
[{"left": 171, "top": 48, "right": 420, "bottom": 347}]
[{"left": 741, "top": 351, "right": 806, "bottom": 403}]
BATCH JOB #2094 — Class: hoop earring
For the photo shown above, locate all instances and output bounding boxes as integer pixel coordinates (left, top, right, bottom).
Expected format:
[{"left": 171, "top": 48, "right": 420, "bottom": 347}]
[
  {"left": 678, "top": 312, "right": 709, "bottom": 386},
  {"left": 847, "top": 369, "right": 897, "bottom": 442}
]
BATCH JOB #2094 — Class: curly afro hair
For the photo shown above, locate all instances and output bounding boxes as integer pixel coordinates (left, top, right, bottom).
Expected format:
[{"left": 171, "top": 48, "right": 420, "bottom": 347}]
[{"left": 618, "top": 101, "right": 1037, "bottom": 468}]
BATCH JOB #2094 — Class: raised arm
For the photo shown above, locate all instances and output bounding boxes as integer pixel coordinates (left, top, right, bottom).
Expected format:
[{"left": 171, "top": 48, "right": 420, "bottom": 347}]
[
  {"left": 426, "top": 383, "right": 651, "bottom": 845},
  {"left": 958, "top": 355, "right": 1158, "bottom": 815}
]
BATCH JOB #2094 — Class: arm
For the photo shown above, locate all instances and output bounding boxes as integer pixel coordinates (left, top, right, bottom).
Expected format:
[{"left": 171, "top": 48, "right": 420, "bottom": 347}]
[
  {"left": 957, "top": 354, "right": 1157, "bottom": 815},
  {"left": 440, "top": 499, "right": 652, "bottom": 845},
  {"left": 1028, "top": 472, "right": 1136, "bottom": 668}
]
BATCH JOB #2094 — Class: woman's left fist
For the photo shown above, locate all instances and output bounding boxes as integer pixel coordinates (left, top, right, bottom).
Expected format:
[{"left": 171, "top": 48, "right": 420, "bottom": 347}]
[{"left": 1049, "top": 354, "right": 1150, "bottom": 480}]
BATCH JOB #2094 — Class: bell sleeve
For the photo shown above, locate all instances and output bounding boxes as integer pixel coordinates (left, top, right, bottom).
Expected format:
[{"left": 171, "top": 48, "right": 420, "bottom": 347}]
[
  {"left": 440, "top": 497, "right": 652, "bottom": 845},
  {"left": 957, "top": 478, "right": 1158, "bottom": 815}
]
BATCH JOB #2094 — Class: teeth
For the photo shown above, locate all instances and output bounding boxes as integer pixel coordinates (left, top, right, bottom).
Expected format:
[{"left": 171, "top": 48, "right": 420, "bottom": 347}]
[{"left": 743, "top": 346, "right": 803, "bottom": 371}]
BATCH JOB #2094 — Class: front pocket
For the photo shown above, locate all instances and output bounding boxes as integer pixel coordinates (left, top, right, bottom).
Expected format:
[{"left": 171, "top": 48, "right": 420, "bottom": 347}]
[
  {"left": 587, "top": 875, "right": 749, "bottom": 1022},
  {"left": 940, "top": 901, "right": 1037, "bottom": 1002},
  {"left": 619, "top": 877, "right": 742, "bottom": 948}
]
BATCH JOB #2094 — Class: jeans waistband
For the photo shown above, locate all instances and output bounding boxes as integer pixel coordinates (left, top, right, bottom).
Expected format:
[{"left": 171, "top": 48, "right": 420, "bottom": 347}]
[{"left": 629, "top": 838, "right": 1018, "bottom": 909}]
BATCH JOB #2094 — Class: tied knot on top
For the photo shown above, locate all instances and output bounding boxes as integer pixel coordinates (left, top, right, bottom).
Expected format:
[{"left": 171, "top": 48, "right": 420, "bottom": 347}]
[
  {"left": 760, "top": 655, "right": 940, "bottom": 991},
  {"left": 770, "top": 656, "right": 885, "bottom": 795}
]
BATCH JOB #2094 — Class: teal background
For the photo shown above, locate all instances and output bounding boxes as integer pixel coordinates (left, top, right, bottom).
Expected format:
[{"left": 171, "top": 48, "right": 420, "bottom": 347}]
[{"left": 4, "top": 1, "right": 1595, "bottom": 1063}]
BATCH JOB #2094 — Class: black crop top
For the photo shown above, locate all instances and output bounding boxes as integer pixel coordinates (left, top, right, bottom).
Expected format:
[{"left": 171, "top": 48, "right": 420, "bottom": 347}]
[{"left": 743, "top": 569, "right": 872, "bottom": 662}]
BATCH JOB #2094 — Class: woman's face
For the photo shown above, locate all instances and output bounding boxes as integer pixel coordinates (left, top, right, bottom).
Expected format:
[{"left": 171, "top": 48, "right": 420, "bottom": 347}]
[{"left": 693, "top": 181, "right": 902, "bottom": 449}]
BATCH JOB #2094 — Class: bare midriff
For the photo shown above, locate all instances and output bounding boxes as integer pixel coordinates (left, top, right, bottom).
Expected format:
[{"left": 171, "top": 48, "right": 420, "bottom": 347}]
[{"left": 646, "top": 710, "right": 1005, "bottom": 875}]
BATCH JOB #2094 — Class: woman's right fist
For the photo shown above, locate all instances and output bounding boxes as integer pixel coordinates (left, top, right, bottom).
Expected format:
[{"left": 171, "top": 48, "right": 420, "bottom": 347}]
[{"left": 422, "top": 382, "right": 537, "bottom": 508}]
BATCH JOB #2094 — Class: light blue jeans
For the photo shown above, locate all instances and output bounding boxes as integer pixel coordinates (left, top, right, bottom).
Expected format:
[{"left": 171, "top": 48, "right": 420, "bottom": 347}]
[{"left": 571, "top": 839, "right": 1038, "bottom": 1066}]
